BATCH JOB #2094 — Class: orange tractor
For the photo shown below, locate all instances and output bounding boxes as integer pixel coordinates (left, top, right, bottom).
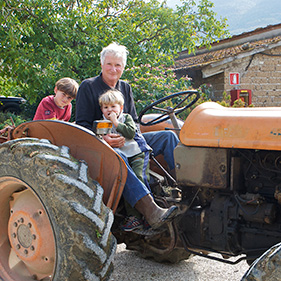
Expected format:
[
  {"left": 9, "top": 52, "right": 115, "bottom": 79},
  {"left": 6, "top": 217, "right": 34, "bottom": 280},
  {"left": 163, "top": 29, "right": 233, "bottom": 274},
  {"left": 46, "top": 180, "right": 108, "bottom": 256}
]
[{"left": 0, "top": 91, "right": 281, "bottom": 280}]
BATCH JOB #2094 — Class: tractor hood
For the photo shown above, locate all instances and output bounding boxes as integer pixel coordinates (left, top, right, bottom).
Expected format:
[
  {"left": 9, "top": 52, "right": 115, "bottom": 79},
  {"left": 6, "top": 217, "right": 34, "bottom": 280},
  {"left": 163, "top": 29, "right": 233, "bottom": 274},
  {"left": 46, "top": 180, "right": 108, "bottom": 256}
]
[{"left": 180, "top": 102, "right": 281, "bottom": 151}]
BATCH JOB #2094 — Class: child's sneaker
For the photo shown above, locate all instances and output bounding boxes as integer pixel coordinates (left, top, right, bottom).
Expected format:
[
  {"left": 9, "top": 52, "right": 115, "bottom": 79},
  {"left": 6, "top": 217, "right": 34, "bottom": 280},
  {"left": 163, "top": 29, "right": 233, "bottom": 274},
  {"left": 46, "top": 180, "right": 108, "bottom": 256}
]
[{"left": 120, "top": 216, "right": 143, "bottom": 232}]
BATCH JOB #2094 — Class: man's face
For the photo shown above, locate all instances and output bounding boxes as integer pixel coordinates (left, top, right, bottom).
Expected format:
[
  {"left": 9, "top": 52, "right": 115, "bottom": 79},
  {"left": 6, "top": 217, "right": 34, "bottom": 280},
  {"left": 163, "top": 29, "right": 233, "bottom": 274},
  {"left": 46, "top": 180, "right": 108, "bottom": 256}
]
[{"left": 101, "top": 54, "right": 125, "bottom": 87}]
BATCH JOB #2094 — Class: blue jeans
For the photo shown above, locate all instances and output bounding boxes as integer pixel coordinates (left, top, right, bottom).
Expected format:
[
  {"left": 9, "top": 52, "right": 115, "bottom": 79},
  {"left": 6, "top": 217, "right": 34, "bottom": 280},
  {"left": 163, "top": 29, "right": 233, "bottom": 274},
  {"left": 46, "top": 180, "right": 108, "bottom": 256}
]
[
  {"left": 118, "top": 131, "right": 179, "bottom": 207},
  {"left": 117, "top": 151, "right": 151, "bottom": 207},
  {"left": 143, "top": 130, "right": 179, "bottom": 170}
]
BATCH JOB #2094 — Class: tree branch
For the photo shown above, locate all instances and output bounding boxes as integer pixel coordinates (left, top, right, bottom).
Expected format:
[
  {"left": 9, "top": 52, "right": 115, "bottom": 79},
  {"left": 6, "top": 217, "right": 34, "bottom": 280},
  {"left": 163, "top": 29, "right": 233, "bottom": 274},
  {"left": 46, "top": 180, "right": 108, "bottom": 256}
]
[
  {"left": 137, "top": 27, "right": 168, "bottom": 44},
  {"left": 3, "top": 0, "right": 38, "bottom": 19}
]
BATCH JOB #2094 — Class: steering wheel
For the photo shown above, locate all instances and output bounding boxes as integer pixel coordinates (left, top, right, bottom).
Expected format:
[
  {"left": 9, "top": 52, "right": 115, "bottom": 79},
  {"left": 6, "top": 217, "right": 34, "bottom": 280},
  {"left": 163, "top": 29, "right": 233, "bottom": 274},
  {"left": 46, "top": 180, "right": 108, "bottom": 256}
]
[{"left": 138, "top": 90, "right": 200, "bottom": 126}]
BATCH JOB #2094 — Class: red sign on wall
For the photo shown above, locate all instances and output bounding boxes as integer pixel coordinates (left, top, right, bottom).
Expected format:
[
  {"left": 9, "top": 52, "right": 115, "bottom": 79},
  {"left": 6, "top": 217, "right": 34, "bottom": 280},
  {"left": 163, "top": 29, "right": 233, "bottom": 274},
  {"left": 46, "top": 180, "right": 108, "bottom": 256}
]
[{"left": 229, "top": 73, "right": 240, "bottom": 85}]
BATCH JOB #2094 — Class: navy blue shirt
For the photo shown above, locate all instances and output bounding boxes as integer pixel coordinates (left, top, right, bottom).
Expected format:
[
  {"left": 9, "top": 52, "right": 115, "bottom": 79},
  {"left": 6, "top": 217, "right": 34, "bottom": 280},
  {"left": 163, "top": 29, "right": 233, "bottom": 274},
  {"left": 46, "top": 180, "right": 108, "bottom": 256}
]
[{"left": 76, "top": 74, "right": 138, "bottom": 130}]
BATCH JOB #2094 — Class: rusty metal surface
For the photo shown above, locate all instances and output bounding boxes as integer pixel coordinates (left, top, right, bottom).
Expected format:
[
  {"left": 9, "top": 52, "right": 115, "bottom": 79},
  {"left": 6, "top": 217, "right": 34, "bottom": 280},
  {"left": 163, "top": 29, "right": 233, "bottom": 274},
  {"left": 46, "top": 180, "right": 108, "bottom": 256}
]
[
  {"left": 241, "top": 242, "right": 281, "bottom": 281},
  {"left": 174, "top": 144, "right": 229, "bottom": 189},
  {"left": 0, "top": 177, "right": 56, "bottom": 280},
  {"left": 9, "top": 188, "right": 55, "bottom": 279},
  {"left": 180, "top": 102, "right": 281, "bottom": 151},
  {"left": 0, "top": 126, "right": 14, "bottom": 143},
  {"left": 12, "top": 120, "right": 127, "bottom": 212}
]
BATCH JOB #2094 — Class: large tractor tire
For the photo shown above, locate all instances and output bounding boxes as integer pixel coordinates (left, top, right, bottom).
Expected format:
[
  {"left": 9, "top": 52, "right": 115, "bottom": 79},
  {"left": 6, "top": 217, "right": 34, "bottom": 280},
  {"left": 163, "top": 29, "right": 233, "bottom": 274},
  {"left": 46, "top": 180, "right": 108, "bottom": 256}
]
[
  {"left": 0, "top": 138, "right": 116, "bottom": 281},
  {"left": 241, "top": 242, "right": 281, "bottom": 281}
]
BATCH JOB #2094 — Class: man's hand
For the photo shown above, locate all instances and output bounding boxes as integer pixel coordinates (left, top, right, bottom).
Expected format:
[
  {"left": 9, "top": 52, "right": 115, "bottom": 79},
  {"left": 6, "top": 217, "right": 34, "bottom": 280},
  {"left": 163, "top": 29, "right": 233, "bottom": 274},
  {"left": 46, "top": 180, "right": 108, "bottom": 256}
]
[{"left": 103, "top": 133, "right": 125, "bottom": 148}]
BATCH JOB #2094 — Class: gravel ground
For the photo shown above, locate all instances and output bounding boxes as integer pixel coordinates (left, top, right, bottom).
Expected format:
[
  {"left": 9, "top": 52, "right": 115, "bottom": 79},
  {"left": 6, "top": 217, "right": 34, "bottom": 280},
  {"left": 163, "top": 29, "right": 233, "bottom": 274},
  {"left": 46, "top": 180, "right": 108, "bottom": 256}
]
[{"left": 110, "top": 243, "right": 249, "bottom": 281}]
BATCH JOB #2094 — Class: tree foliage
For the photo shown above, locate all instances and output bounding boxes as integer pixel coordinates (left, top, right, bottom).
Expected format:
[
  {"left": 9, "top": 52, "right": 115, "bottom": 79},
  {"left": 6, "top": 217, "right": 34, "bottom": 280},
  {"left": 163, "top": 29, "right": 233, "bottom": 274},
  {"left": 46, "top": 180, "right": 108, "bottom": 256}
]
[
  {"left": 0, "top": 0, "right": 228, "bottom": 105},
  {"left": 124, "top": 64, "right": 193, "bottom": 114}
]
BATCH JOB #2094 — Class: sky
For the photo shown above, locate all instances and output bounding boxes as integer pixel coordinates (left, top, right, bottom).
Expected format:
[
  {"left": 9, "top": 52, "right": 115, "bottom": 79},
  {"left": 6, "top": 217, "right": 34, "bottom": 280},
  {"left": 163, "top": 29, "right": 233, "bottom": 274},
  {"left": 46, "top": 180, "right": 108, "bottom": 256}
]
[{"left": 165, "top": 0, "right": 281, "bottom": 35}]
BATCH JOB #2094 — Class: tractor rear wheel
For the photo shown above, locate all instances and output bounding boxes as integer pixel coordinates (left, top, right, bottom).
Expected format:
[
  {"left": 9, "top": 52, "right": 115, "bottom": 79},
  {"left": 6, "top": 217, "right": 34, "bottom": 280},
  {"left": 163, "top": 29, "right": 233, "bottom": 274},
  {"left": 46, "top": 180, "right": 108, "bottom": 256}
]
[
  {"left": 119, "top": 228, "right": 191, "bottom": 264},
  {"left": 0, "top": 138, "right": 116, "bottom": 281},
  {"left": 241, "top": 242, "right": 281, "bottom": 281}
]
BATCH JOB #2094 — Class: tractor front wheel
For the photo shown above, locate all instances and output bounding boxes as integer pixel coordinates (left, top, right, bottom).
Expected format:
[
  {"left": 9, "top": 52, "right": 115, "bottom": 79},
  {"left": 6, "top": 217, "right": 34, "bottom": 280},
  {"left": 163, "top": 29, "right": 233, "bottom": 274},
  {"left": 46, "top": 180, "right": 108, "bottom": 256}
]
[{"left": 0, "top": 138, "right": 116, "bottom": 281}]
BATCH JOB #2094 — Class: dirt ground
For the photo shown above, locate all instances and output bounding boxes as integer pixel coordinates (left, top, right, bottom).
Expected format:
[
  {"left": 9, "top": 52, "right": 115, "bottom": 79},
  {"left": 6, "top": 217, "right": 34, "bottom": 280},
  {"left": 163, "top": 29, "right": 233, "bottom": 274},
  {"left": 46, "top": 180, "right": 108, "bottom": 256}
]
[{"left": 110, "top": 243, "right": 249, "bottom": 281}]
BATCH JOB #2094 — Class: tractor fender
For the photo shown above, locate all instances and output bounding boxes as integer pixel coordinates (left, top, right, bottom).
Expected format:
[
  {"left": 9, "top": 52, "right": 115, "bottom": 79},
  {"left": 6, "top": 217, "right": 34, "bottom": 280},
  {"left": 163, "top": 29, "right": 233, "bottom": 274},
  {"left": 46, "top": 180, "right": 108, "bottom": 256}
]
[{"left": 12, "top": 120, "right": 127, "bottom": 212}]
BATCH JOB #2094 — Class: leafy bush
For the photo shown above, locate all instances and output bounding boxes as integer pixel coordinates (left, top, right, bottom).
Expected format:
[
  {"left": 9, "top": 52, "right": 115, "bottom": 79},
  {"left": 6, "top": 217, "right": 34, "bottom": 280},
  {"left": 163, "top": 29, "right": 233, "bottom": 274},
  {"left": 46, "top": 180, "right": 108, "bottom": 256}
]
[
  {"left": 0, "top": 112, "right": 27, "bottom": 130},
  {"left": 190, "top": 87, "right": 253, "bottom": 112}
]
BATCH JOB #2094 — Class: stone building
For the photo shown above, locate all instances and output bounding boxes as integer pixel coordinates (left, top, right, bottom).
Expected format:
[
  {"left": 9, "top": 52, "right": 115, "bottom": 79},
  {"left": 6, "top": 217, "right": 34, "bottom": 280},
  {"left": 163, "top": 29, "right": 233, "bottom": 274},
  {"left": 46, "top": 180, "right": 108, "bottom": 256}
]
[{"left": 174, "top": 23, "right": 281, "bottom": 106}]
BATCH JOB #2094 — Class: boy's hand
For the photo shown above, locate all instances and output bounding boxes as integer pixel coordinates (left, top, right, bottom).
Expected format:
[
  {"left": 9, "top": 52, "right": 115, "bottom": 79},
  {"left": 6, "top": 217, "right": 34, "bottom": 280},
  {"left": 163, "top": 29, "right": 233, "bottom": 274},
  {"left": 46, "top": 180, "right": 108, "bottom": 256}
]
[
  {"left": 108, "top": 112, "right": 117, "bottom": 121},
  {"left": 108, "top": 112, "right": 119, "bottom": 127}
]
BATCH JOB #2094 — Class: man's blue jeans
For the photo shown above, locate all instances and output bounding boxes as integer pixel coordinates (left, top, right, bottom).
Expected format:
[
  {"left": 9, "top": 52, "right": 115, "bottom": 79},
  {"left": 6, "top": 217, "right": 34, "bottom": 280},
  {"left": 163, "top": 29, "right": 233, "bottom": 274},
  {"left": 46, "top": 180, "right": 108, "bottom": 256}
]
[
  {"left": 118, "top": 130, "right": 179, "bottom": 207},
  {"left": 143, "top": 130, "right": 179, "bottom": 170}
]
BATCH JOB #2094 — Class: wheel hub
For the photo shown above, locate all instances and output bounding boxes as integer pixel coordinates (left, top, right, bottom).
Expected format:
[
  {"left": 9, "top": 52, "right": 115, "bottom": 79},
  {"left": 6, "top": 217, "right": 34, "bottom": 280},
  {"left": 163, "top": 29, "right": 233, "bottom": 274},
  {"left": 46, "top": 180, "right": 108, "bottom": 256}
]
[
  {"left": 17, "top": 224, "right": 32, "bottom": 248},
  {"left": 9, "top": 211, "right": 39, "bottom": 260},
  {"left": 8, "top": 189, "right": 55, "bottom": 277}
]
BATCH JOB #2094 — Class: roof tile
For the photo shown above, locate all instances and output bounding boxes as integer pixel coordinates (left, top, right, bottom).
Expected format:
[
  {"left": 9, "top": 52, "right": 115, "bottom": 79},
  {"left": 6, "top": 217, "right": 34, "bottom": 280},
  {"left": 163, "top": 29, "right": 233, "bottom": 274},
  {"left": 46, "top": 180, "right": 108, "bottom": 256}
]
[{"left": 175, "top": 35, "right": 281, "bottom": 70}]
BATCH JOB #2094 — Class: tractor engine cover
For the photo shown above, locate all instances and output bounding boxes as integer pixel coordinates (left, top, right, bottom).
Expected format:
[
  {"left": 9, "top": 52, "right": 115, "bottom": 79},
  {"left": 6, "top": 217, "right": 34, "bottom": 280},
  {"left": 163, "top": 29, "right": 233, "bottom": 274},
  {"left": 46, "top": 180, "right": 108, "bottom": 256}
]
[{"left": 175, "top": 145, "right": 230, "bottom": 189}]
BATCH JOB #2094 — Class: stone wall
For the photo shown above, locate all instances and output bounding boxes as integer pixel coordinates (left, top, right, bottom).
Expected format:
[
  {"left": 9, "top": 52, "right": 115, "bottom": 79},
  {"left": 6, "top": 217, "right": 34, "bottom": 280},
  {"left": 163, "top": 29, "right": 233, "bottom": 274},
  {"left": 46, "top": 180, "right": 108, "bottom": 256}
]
[
  {"left": 202, "top": 73, "right": 225, "bottom": 101},
  {"left": 179, "top": 46, "right": 281, "bottom": 106},
  {"left": 212, "top": 46, "right": 281, "bottom": 106}
]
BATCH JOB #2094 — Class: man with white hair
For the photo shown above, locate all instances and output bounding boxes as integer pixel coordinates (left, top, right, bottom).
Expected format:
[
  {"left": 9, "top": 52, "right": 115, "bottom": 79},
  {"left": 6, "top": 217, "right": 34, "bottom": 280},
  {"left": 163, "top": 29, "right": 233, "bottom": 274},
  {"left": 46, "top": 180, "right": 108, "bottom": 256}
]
[{"left": 76, "top": 42, "right": 179, "bottom": 230}]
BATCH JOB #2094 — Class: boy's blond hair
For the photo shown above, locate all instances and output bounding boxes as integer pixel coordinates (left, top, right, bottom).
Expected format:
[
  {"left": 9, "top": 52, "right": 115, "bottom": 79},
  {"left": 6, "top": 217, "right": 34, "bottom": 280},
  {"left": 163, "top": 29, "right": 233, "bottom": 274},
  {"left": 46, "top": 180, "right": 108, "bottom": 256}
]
[
  {"left": 55, "top": 77, "right": 79, "bottom": 99},
  {"left": 99, "top": 89, "right": 124, "bottom": 107}
]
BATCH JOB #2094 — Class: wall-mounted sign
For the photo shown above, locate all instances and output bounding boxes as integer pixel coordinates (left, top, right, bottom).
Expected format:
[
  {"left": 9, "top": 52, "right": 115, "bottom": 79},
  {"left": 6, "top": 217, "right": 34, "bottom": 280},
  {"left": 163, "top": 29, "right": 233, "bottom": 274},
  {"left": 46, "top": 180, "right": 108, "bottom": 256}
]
[{"left": 229, "top": 73, "right": 240, "bottom": 85}]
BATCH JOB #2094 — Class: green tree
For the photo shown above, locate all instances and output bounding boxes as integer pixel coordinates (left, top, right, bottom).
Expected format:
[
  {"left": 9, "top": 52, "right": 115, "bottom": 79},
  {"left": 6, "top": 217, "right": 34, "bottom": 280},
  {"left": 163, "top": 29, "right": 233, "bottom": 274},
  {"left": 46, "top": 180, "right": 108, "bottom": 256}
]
[
  {"left": 0, "top": 0, "right": 228, "bottom": 106},
  {"left": 124, "top": 64, "right": 193, "bottom": 115}
]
